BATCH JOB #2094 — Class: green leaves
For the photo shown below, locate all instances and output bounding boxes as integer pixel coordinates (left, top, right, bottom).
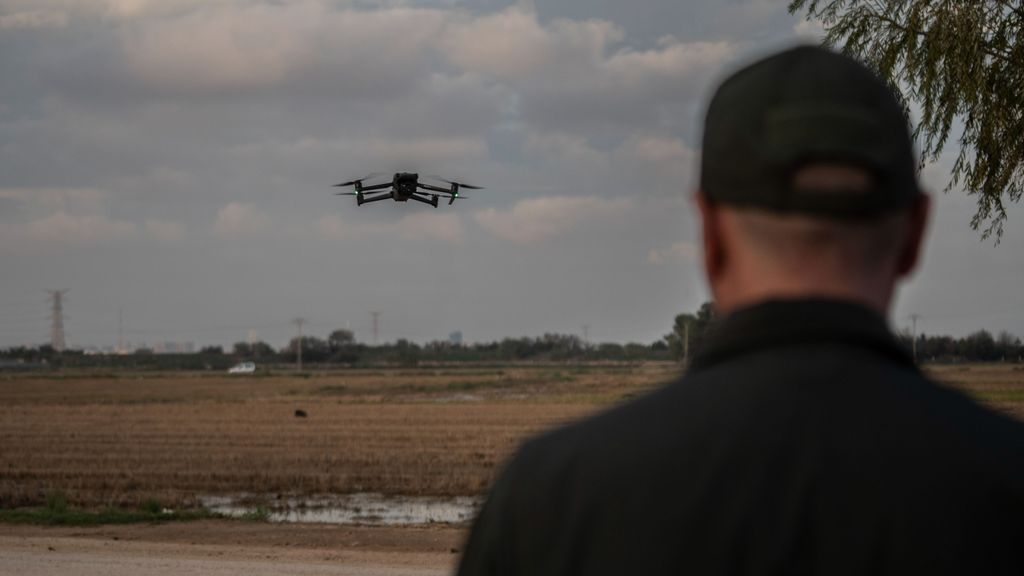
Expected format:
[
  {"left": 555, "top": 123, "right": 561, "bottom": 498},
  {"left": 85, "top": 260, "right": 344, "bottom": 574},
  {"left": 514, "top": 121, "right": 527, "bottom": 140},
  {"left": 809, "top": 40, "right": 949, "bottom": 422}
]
[{"left": 790, "top": 0, "right": 1024, "bottom": 240}]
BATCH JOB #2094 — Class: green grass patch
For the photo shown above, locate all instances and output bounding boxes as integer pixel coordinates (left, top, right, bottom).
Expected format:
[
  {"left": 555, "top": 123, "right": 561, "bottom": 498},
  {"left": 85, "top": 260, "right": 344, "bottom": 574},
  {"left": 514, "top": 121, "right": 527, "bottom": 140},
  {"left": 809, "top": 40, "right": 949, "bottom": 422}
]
[
  {"left": 0, "top": 494, "right": 218, "bottom": 526},
  {"left": 240, "top": 507, "right": 271, "bottom": 521}
]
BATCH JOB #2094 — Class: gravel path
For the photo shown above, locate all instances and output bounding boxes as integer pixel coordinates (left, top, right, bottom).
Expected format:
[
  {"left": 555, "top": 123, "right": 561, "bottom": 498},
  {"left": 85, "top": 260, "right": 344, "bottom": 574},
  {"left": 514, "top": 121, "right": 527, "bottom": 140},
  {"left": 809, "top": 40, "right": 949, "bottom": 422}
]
[{"left": 0, "top": 523, "right": 460, "bottom": 576}]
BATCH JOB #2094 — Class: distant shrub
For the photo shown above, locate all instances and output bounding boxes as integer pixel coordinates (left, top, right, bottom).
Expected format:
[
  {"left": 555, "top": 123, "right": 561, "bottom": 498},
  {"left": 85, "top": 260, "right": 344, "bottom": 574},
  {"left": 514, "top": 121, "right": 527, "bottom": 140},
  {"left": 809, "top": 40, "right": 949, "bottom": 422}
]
[{"left": 140, "top": 499, "right": 163, "bottom": 514}]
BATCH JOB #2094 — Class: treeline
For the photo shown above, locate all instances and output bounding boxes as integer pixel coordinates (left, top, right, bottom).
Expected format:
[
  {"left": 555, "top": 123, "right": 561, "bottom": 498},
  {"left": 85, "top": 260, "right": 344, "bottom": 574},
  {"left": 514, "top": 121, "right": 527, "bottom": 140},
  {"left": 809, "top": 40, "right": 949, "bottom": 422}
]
[
  {"left": 896, "top": 330, "right": 1024, "bottom": 363},
  {"left": 0, "top": 330, "right": 671, "bottom": 369},
  {"left": 4, "top": 312, "right": 1021, "bottom": 368},
  {"left": 234, "top": 330, "right": 670, "bottom": 366}
]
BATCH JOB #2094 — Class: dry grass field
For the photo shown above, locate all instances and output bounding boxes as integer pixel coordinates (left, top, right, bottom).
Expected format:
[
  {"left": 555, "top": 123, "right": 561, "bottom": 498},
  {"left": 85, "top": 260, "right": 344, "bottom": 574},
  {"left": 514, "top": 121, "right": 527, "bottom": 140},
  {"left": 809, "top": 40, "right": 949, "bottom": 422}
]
[
  {"left": 0, "top": 364, "right": 676, "bottom": 509},
  {"left": 0, "top": 362, "right": 1020, "bottom": 511},
  {"left": 926, "top": 364, "right": 1024, "bottom": 419}
]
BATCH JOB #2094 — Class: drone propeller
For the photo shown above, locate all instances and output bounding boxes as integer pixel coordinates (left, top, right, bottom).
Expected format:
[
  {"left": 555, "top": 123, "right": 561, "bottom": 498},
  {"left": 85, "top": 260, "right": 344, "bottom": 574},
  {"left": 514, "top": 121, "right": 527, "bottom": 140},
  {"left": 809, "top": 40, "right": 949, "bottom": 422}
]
[
  {"left": 334, "top": 172, "right": 387, "bottom": 187},
  {"left": 424, "top": 175, "right": 484, "bottom": 190}
]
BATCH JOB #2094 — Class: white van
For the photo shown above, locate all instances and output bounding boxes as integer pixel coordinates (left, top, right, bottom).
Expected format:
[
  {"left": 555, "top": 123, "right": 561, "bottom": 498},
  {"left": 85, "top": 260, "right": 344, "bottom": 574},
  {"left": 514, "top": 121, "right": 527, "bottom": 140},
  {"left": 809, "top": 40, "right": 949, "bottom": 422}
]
[{"left": 228, "top": 361, "right": 256, "bottom": 374}]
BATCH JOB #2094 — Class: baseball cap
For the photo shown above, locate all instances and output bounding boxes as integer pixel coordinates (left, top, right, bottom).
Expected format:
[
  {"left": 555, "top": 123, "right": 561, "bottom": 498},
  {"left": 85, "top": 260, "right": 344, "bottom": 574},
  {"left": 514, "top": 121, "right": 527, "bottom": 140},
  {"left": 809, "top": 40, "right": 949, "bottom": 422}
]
[{"left": 700, "top": 45, "right": 921, "bottom": 218}]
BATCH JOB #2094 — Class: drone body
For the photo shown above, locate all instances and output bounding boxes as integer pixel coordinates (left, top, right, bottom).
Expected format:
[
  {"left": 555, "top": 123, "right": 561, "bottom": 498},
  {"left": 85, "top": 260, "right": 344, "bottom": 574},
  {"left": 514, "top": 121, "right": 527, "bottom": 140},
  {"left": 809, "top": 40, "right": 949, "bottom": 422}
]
[{"left": 333, "top": 173, "right": 482, "bottom": 207}]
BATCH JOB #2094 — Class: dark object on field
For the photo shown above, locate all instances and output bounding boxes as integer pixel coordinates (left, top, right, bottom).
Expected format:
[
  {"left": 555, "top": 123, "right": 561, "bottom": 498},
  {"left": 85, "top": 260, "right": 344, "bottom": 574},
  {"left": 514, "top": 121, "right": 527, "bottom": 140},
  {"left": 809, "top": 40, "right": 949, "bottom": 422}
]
[
  {"left": 294, "top": 409, "right": 307, "bottom": 418},
  {"left": 334, "top": 173, "right": 482, "bottom": 207}
]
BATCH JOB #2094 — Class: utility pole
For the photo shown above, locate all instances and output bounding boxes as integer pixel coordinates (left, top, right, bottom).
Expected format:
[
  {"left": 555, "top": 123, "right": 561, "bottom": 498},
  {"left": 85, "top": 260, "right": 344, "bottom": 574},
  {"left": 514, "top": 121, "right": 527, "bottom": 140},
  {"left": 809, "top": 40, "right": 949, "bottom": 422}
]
[
  {"left": 247, "top": 329, "right": 259, "bottom": 359},
  {"left": 909, "top": 314, "right": 922, "bottom": 364},
  {"left": 48, "top": 290, "right": 69, "bottom": 352},
  {"left": 371, "top": 311, "right": 381, "bottom": 346},
  {"left": 292, "top": 318, "right": 306, "bottom": 370}
]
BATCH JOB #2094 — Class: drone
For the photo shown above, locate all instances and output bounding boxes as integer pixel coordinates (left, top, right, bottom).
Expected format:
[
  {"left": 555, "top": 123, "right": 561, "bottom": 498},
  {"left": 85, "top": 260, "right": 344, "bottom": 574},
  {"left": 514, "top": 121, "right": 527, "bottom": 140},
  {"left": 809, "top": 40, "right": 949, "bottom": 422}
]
[{"left": 333, "top": 173, "right": 483, "bottom": 207}]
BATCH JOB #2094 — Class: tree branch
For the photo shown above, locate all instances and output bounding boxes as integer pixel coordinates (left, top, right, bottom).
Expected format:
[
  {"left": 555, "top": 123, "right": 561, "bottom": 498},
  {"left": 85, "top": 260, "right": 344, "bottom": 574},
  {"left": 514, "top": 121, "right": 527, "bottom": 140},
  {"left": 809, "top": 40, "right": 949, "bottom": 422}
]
[{"left": 858, "top": 5, "right": 1015, "bottom": 64}]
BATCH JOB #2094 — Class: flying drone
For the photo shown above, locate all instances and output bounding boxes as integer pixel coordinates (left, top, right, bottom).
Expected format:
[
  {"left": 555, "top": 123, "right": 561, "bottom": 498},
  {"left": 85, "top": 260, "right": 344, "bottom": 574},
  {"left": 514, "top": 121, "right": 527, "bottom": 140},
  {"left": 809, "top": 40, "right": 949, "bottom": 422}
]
[{"left": 333, "top": 173, "right": 483, "bottom": 207}]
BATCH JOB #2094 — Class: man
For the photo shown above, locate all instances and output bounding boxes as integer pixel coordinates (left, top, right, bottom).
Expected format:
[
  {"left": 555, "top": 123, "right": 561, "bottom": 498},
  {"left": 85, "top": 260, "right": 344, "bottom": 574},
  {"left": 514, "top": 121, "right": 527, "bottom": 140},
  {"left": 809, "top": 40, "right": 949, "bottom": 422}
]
[{"left": 458, "top": 46, "right": 1024, "bottom": 575}]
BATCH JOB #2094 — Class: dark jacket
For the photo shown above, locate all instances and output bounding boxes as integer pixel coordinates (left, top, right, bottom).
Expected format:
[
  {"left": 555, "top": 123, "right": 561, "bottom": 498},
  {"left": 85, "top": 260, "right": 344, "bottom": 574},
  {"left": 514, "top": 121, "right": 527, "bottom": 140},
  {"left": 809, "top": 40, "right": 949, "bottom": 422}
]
[{"left": 458, "top": 299, "right": 1024, "bottom": 575}]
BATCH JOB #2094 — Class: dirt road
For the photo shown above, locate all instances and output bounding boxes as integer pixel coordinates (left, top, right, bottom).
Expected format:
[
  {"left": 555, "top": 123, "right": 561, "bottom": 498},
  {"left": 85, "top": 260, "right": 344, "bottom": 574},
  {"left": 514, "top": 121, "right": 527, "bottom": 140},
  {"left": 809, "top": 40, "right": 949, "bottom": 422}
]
[{"left": 0, "top": 521, "right": 463, "bottom": 576}]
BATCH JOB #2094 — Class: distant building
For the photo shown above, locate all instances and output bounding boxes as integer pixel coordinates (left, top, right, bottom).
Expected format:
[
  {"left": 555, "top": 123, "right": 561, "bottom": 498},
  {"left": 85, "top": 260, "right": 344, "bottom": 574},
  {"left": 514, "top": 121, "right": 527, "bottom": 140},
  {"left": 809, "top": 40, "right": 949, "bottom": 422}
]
[
  {"left": 449, "top": 331, "right": 463, "bottom": 346},
  {"left": 153, "top": 341, "right": 196, "bottom": 354}
]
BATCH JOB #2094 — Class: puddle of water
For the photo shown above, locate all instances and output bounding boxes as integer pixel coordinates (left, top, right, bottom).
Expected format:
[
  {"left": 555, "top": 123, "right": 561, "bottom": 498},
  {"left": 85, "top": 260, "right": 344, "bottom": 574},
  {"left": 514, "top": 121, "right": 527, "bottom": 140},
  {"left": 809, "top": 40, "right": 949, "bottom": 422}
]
[{"left": 201, "top": 493, "right": 482, "bottom": 525}]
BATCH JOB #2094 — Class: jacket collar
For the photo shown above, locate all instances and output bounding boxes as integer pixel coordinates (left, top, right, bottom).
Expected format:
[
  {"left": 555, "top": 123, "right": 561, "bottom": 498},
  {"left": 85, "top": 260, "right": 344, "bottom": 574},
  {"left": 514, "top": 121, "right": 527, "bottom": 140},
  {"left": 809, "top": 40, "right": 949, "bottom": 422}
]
[{"left": 689, "top": 299, "right": 915, "bottom": 373}]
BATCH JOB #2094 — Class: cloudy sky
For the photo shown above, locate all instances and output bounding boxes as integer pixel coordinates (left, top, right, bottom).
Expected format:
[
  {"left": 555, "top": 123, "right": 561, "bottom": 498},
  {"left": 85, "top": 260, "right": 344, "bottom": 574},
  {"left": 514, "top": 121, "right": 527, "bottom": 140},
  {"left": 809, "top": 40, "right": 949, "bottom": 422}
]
[{"left": 1, "top": 0, "right": 1021, "bottom": 349}]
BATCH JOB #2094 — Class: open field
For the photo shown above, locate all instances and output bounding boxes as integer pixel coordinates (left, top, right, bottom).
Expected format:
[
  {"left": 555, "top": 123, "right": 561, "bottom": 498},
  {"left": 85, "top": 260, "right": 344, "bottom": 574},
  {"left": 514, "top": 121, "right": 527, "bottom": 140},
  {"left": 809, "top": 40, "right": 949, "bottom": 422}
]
[
  {"left": 0, "top": 364, "right": 676, "bottom": 509},
  {"left": 0, "top": 362, "right": 1021, "bottom": 510},
  {"left": 926, "top": 364, "right": 1024, "bottom": 418}
]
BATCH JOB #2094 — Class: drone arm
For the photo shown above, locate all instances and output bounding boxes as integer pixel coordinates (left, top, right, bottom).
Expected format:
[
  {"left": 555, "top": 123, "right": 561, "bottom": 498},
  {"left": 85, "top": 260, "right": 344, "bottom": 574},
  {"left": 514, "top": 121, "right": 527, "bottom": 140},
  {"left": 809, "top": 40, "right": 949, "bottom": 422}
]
[
  {"left": 416, "top": 183, "right": 455, "bottom": 195},
  {"left": 409, "top": 193, "right": 440, "bottom": 208},
  {"left": 358, "top": 182, "right": 393, "bottom": 192},
  {"left": 357, "top": 193, "right": 392, "bottom": 206}
]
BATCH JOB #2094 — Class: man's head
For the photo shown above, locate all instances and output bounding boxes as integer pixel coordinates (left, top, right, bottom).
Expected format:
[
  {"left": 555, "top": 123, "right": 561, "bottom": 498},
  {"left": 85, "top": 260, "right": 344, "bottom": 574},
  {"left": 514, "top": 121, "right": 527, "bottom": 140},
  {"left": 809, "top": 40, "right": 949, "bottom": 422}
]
[{"left": 697, "top": 45, "right": 929, "bottom": 315}]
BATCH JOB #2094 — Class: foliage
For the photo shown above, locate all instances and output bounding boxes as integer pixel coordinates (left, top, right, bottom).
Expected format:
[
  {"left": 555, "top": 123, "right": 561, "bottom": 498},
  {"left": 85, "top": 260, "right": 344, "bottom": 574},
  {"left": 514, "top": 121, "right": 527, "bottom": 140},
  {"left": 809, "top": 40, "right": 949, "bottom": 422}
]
[
  {"left": 665, "top": 302, "right": 718, "bottom": 361},
  {"left": 328, "top": 329, "right": 355, "bottom": 349},
  {"left": 898, "top": 329, "right": 1023, "bottom": 361},
  {"left": 392, "top": 338, "right": 421, "bottom": 366},
  {"left": 0, "top": 494, "right": 216, "bottom": 526},
  {"left": 327, "top": 329, "right": 360, "bottom": 363},
  {"left": 789, "top": 0, "right": 1024, "bottom": 240},
  {"left": 232, "top": 340, "right": 276, "bottom": 359},
  {"left": 6, "top": 314, "right": 1017, "bottom": 365},
  {"left": 282, "top": 336, "right": 330, "bottom": 363},
  {"left": 240, "top": 507, "right": 270, "bottom": 521}
]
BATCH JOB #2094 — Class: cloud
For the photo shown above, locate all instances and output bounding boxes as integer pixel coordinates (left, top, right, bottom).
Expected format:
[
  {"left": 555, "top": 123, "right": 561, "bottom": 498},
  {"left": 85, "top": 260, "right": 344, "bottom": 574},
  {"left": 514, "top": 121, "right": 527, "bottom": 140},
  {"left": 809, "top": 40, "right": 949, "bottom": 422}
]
[
  {"left": 399, "top": 211, "right": 465, "bottom": 244},
  {"left": 317, "top": 211, "right": 464, "bottom": 245},
  {"left": 0, "top": 0, "right": 244, "bottom": 22},
  {"left": 121, "top": 3, "right": 315, "bottom": 91},
  {"left": 610, "top": 135, "right": 698, "bottom": 193},
  {"left": 214, "top": 202, "right": 269, "bottom": 237},
  {"left": 0, "top": 9, "right": 68, "bottom": 29},
  {"left": 793, "top": 18, "right": 825, "bottom": 40},
  {"left": 440, "top": 7, "right": 625, "bottom": 83},
  {"left": 41, "top": 2, "right": 733, "bottom": 139},
  {"left": 0, "top": 188, "right": 110, "bottom": 215},
  {"left": 647, "top": 241, "right": 698, "bottom": 265},
  {"left": 521, "top": 131, "right": 607, "bottom": 168},
  {"left": 473, "top": 195, "right": 629, "bottom": 244},
  {"left": 120, "top": 3, "right": 447, "bottom": 94},
  {"left": 144, "top": 219, "right": 186, "bottom": 243},
  {"left": 0, "top": 187, "right": 144, "bottom": 248},
  {"left": 0, "top": 211, "right": 136, "bottom": 248},
  {"left": 238, "top": 135, "right": 488, "bottom": 167},
  {"left": 439, "top": 7, "right": 736, "bottom": 135}
]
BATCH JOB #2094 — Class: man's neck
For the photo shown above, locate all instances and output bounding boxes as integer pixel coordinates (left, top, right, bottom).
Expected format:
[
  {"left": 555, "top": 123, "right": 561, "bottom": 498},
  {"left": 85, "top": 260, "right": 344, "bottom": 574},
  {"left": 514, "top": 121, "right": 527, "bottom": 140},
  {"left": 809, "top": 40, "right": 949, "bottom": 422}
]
[{"left": 712, "top": 274, "right": 893, "bottom": 317}]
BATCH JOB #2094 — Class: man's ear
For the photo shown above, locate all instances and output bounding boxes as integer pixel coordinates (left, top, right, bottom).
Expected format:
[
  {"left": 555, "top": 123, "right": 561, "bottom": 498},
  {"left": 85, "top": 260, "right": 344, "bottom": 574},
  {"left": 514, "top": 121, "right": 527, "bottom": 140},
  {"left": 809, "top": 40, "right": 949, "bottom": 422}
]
[
  {"left": 896, "top": 194, "right": 930, "bottom": 277},
  {"left": 695, "top": 191, "right": 724, "bottom": 283}
]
